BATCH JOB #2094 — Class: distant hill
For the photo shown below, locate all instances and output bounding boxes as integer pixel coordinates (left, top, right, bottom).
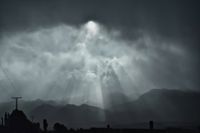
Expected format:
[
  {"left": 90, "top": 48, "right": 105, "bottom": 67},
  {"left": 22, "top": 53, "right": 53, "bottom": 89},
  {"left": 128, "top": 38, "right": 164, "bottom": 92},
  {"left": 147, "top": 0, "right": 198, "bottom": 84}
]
[
  {"left": 110, "top": 89, "right": 200, "bottom": 128},
  {"left": 30, "top": 103, "right": 106, "bottom": 128},
  {"left": 134, "top": 89, "right": 200, "bottom": 122},
  {"left": 0, "top": 89, "right": 199, "bottom": 128}
]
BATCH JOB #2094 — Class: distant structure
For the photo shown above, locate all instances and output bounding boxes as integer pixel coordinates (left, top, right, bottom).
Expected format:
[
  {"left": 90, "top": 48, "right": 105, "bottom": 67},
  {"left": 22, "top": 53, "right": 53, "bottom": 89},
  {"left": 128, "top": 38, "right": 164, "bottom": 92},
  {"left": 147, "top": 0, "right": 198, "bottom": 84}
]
[
  {"left": 0, "top": 97, "right": 41, "bottom": 133},
  {"left": 11, "top": 97, "right": 22, "bottom": 110},
  {"left": 149, "top": 120, "right": 154, "bottom": 130},
  {"left": 43, "top": 119, "right": 48, "bottom": 133}
]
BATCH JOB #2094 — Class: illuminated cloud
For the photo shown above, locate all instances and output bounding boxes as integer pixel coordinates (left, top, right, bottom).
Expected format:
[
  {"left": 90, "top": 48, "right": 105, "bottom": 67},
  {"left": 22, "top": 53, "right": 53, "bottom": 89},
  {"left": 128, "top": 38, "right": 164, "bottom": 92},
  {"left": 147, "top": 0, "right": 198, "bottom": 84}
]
[
  {"left": 85, "top": 21, "right": 99, "bottom": 36},
  {"left": 0, "top": 21, "right": 198, "bottom": 108}
]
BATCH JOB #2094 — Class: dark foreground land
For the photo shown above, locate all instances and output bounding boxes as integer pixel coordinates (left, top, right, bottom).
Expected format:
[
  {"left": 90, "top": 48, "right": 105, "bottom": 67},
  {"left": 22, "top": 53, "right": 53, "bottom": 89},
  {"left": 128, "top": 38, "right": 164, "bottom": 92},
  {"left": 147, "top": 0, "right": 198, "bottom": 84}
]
[
  {"left": 0, "top": 126, "right": 199, "bottom": 133},
  {"left": 0, "top": 108, "right": 199, "bottom": 133}
]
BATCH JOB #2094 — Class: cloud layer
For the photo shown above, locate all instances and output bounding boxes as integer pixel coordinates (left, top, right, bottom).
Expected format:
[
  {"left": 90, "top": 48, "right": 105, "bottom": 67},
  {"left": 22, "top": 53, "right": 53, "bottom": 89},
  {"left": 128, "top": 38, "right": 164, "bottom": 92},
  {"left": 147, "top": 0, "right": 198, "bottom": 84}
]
[{"left": 0, "top": 21, "right": 199, "bottom": 107}]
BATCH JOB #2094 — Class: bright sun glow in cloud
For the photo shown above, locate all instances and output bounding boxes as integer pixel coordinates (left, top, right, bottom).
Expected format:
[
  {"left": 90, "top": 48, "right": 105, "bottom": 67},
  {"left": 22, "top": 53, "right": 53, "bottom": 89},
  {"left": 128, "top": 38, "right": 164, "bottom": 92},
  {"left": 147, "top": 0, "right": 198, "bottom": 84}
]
[{"left": 85, "top": 21, "right": 99, "bottom": 36}]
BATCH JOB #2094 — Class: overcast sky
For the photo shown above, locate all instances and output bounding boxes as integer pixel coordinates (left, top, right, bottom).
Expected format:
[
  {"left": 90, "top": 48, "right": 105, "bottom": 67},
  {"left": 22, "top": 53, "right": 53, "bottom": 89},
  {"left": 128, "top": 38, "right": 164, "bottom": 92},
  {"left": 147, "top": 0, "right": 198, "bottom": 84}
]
[{"left": 0, "top": 0, "right": 199, "bottom": 107}]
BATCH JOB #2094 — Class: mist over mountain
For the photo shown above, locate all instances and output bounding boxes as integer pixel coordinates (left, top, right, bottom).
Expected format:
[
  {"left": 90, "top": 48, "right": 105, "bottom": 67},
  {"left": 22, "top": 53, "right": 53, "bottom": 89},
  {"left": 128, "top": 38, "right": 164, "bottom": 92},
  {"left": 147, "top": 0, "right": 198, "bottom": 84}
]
[{"left": 0, "top": 89, "right": 199, "bottom": 128}]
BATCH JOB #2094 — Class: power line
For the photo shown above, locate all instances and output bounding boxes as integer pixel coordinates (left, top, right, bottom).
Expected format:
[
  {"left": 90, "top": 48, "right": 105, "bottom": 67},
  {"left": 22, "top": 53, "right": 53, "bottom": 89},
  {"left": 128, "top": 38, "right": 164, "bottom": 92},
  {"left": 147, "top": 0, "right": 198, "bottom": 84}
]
[{"left": 0, "top": 62, "right": 17, "bottom": 91}]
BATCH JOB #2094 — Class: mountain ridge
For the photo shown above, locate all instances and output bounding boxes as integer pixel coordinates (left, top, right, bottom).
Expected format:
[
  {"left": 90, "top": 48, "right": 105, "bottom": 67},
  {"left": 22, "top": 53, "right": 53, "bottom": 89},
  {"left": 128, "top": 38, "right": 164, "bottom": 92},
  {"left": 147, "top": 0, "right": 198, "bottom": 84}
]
[{"left": 0, "top": 88, "right": 199, "bottom": 128}]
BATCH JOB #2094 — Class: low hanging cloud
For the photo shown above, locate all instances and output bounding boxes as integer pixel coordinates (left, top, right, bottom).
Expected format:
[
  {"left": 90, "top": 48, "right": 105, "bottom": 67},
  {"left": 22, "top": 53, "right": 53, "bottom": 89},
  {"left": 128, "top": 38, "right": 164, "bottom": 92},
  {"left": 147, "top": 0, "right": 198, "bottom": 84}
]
[{"left": 0, "top": 21, "right": 198, "bottom": 107}]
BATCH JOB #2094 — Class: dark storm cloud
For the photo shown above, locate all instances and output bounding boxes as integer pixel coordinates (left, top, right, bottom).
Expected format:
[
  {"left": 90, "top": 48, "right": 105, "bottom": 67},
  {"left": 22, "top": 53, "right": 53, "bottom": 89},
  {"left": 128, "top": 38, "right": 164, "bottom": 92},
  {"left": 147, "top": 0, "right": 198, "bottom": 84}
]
[
  {"left": 0, "top": 0, "right": 199, "bottom": 59},
  {"left": 0, "top": 0, "right": 199, "bottom": 37},
  {"left": 0, "top": 0, "right": 199, "bottom": 106}
]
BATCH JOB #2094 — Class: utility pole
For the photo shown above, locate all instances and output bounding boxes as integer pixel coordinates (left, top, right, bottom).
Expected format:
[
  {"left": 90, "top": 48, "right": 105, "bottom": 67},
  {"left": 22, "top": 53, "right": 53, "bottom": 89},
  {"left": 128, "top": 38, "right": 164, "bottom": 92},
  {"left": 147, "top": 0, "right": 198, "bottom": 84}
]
[{"left": 11, "top": 97, "right": 22, "bottom": 110}]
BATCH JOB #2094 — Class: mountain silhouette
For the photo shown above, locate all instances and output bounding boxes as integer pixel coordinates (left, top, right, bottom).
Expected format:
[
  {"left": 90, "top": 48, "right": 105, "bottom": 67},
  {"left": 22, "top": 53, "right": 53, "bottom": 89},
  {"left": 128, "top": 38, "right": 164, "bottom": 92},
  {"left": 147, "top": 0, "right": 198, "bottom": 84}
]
[
  {"left": 29, "top": 103, "right": 106, "bottom": 128},
  {"left": 110, "top": 89, "right": 200, "bottom": 128},
  {"left": 0, "top": 89, "right": 199, "bottom": 128},
  {"left": 134, "top": 89, "right": 200, "bottom": 122}
]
